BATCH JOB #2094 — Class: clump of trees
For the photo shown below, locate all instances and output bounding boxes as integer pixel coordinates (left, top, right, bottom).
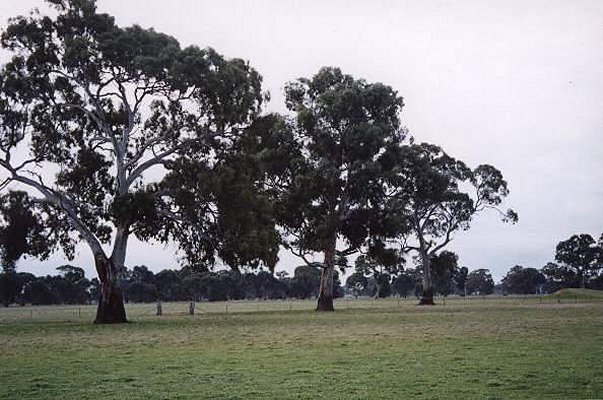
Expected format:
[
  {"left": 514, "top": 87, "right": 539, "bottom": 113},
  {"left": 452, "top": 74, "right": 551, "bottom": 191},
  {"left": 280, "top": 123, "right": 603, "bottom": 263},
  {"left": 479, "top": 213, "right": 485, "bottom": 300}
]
[
  {"left": 500, "top": 232, "right": 603, "bottom": 294},
  {"left": 346, "top": 250, "right": 485, "bottom": 298},
  {"left": 1, "top": 265, "right": 90, "bottom": 306},
  {"left": 0, "top": 0, "right": 518, "bottom": 321}
]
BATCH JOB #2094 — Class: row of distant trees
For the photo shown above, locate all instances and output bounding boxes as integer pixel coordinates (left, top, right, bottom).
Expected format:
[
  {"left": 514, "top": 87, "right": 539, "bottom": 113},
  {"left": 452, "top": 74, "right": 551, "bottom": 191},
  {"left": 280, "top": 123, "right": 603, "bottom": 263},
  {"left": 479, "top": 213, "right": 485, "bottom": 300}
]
[
  {"left": 349, "top": 232, "right": 603, "bottom": 298},
  {"left": 502, "top": 232, "right": 603, "bottom": 294},
  {"left": 0, "top": 260, "right": 492, "bottom": 306},
  {"left": 348, "top": 250, "right": 495, "bottom": 298},
  {"left": 2, "top": 230, "right": 601, "bottom": 306},
  {"left": 0, "top": 264, "right": 345, "bottom": 306}
]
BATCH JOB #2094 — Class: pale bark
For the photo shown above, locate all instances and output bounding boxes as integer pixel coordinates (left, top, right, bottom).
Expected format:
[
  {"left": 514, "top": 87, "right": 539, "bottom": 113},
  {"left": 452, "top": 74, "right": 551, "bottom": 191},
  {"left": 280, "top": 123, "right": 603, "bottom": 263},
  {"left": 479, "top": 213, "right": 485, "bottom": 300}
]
[{"left": 416, "top": 219, "right": 435, "bottom": 305}]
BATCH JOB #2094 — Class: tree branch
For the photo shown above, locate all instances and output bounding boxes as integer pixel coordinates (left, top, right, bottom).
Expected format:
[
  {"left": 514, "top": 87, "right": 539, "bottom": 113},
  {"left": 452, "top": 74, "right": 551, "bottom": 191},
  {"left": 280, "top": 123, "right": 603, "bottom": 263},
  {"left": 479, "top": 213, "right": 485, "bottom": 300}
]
[{"left": 0, "top": 160, "right": 107, "bottom": 258}]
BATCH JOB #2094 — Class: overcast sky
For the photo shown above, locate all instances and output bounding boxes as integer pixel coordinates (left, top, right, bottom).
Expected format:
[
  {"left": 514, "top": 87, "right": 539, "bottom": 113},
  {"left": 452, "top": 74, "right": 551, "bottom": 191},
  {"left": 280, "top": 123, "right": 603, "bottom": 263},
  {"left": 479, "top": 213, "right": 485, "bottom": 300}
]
[{"left": 1, "top": 0, "right": 602, "bottom": 282}]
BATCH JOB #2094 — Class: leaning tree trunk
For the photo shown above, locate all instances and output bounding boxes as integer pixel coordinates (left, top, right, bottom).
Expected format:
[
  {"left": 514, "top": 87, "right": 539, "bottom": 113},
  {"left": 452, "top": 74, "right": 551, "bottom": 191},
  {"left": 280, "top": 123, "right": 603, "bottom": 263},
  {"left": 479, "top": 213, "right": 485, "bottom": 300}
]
[
  {"left": 316, "top": 239, "right": 336, "bottom": 311},
  {"left": 94, "top": 254, "right": 127, "bottom": 324},
  {"left": 418, "top": 251, "right": 435, "bottom": 305}
]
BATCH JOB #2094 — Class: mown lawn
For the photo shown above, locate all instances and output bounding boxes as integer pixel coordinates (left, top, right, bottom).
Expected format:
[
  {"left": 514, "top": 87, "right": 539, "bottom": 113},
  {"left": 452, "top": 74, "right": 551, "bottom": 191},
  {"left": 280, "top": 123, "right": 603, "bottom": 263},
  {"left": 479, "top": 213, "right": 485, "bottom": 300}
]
[{"left": 1, "top": 296, "right": 602, "bottom": 399}]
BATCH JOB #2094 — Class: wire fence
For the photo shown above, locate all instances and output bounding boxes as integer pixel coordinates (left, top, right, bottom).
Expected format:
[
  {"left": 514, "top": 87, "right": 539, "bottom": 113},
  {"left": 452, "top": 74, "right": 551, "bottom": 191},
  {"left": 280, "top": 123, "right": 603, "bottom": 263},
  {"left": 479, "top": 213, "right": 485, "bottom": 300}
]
[{"left": 0, "top": 294, "right": 600, "bottom": 323}]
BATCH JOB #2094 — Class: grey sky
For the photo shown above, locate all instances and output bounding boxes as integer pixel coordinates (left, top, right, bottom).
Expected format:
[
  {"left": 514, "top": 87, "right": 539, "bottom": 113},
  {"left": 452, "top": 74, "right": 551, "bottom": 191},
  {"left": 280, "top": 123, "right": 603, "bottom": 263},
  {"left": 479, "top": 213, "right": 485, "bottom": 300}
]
[{"left": 1, "top": 0, "right": 602, "bottom": 282}]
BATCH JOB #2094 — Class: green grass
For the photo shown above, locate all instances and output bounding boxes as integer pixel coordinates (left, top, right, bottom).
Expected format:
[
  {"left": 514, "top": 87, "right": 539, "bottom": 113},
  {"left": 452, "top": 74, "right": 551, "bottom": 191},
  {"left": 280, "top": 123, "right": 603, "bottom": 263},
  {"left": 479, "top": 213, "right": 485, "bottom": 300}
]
[
  {"left": 552, "top": 288, "right": 603, "bottom": 300},
  {"left": 1, "top": 296, "right": 603, "bottom": 399}
]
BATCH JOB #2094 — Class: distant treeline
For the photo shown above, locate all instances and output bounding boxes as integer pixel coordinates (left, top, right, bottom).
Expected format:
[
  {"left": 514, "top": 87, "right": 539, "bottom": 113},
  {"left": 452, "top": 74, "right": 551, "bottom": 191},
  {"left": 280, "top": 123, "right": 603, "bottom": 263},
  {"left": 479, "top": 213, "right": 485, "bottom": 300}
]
[
  {"left": 2, "top": 254, "right": 602, "bottom": 306},
  {"left": 0, "top": 264, "right": 344, "bottom": 306}
]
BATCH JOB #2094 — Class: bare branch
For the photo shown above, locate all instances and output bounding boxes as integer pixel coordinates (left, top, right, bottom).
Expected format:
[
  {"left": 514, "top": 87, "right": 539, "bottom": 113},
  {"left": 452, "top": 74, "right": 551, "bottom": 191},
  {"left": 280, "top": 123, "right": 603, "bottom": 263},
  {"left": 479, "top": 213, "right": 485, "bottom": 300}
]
[
  {"left": 0, "top": 160, "right": 107, "bottom": 258},
  {"left": 126, "top": 142, "right": 186, "bottom": 187},
  {"left": 285, "top": 243, "right": 316, "bottom": 267},
  {"left": 337, "top": 246, "right": 358, "bottom": 257}
]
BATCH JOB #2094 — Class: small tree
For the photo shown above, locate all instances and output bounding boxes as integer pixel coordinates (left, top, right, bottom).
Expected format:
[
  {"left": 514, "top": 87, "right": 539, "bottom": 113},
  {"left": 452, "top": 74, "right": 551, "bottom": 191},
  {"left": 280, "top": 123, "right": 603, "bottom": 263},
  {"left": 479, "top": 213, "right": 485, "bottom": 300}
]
[
  {"left": 387, "top": 143, "right": 517, "bottom": 304},
  {"left": 502, "top": 265, "right": 545, "bottom": 294},
  {"left": 430, "top": 251, "right": 458, "bottom": 297},
  {"left": 555, "top": 234, "right": 602, "bottom": 289},
  {"left": 466, "top": 268, "right": 495, "bottom": 295},
  {"left": 345, "top": 272, "right": 369, "bottom": 297},
  {"left": 453, "top": 266, "right": 469, "bottom": 296}
]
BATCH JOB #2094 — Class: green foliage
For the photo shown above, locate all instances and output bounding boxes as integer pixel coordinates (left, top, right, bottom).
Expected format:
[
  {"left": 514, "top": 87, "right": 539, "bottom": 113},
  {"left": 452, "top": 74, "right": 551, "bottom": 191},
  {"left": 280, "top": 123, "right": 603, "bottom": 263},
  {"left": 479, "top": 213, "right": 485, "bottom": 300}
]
[
  {"left": 391, "top": 268, "right": 421, "bottom": 298},
  {"left": 389, "top": 143, "right": 516, "bottom": 251},
  {"left": 383, "top": 142, "right": 516, "bottom": 298},
  {"left": 0, "top": 191, "right": 72, "bottom": 269},
  {"left": 430, "top": 251, "right": 458, "bottom": 296},
  {"left": 0, "top": 0, "right": 275, "bottom": 281},
  {"left": 555, "top": 234, "right": 602, "bottom": 288},
  {"left": 278, "top": 66, "right": 406, "bottom": 258},
  {"left": 466, "top": 268, "right": 495, "bottom": 295},
  {"left": 354, "top": 254, "right": 402, "bottom": 298},
  {"left": 502, "top": 265, "right": 546, "bottom": 294}
]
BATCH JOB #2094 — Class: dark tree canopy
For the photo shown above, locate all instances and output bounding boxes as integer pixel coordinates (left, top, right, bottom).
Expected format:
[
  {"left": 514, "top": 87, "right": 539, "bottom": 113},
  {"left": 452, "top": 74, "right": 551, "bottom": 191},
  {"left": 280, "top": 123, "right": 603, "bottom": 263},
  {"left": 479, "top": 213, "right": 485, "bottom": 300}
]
[
  {"left": 555, "top": 234, "right": 602, "bottom": 289},
  {"left": 0, "top": 191, "right": 49, "bottom": 270},
  {"left": 430, "top": 251, "right": 458, "bottom": 296},
  {"left": 274, "top": 67, "right": 406, "bottom": 310},
  {"left": 354, "top": 253, "right": 402, "bottom": 298},
  {"left": 502, "top": 265, "right": 545, "bottom": 295},
  {"left": 466, "top": 268, "right": 495, "bottom": 295}
]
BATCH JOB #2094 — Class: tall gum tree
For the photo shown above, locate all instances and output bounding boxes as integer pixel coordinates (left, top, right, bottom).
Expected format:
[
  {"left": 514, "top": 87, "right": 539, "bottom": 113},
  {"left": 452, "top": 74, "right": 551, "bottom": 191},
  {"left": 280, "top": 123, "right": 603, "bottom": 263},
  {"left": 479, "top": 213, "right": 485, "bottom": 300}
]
[
  {"left": 277, "top": 67, "right": 407, "bottom": 311},
  {"left": 385, "top": 143, "right": 517, "bottom": 305},
  {"left": 0, "top": 0, "right": 271, "bottom": 323}
]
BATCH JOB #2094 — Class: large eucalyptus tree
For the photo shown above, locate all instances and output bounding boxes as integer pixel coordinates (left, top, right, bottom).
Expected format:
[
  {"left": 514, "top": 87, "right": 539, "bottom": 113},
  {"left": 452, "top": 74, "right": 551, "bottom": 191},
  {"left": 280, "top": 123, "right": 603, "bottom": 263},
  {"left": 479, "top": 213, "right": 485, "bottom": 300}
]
[
  {"left": 0, "top": 0, "right": 275, "bottom": 323},
  {"left": 386, "top": 143, "right": 517, "bottom": 304},
  {"left": 279, "top": 67, "right": 407, "bottom": 311}
]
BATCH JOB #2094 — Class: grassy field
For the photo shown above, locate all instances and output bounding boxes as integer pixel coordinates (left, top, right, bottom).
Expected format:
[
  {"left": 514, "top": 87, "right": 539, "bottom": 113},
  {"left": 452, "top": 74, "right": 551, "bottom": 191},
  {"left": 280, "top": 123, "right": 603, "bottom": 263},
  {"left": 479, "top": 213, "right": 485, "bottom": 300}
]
[{"left": 1, "top": 295, "right": 603, "bottom": 399}]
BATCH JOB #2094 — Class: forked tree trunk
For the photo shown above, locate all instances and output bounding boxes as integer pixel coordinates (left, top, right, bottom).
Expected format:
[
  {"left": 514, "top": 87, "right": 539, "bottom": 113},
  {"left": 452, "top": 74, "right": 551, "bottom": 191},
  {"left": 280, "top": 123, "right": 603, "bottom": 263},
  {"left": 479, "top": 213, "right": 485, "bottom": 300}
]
[
  {"left": 316, "top": 240, "right": 336, "bottom": 311},
  {"left": 418, "top": 250, "right": 435, "bottom": 305},
  {"left": 94, "top": 254, "right": 127, "bottom": 324}
]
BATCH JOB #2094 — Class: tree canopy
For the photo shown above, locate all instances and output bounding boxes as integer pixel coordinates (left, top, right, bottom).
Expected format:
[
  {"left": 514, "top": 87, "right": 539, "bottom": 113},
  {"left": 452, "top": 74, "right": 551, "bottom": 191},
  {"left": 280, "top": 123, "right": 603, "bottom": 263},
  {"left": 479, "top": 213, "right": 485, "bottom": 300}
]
[
  {"left": 274, "top": 67, "right": 406, "bottom": 310},
  {"left": 555, "top": 234, "right": 602, "bottom": 289},
  {"left": 385, "top": 142, "right": 517, "bottom": 304},
  {"left": 502, "top": 265, "right": 545, "bottom": 295}
]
